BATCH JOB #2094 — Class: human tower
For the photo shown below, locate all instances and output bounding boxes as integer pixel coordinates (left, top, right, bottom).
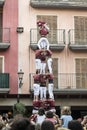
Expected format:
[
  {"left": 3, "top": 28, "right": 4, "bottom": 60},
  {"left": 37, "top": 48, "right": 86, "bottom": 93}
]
[{"left": 32, "top": 21, "right": 55, "bottom": 113}]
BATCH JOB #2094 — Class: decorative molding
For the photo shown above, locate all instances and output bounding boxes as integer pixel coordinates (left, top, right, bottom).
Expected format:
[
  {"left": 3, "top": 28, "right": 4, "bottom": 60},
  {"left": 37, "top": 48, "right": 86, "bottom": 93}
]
[{"left": 30, "top": 0, "right": 87, "bottom": 9}]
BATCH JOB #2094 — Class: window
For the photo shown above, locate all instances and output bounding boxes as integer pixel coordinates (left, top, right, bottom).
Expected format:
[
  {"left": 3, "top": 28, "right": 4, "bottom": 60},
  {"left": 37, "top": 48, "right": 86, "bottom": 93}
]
[
  {"left": 74, "top": 16, "right": 87, "bottom": 44},
  {"left": 75, "top": 58, "right": 87, "bottom": 89}
]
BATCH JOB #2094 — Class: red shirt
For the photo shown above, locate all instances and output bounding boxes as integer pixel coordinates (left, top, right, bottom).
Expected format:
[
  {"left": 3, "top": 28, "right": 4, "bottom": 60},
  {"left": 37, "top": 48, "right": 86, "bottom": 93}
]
[
  {"left": 33, "top": 74, "right": 40, "bottom": 83},
  {"left": 39, "top": 74, "right": 47, "bottom": 86}
]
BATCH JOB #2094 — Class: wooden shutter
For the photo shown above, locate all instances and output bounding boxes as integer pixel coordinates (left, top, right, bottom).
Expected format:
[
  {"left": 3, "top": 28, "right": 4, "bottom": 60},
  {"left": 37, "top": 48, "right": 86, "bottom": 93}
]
[
  {"left": 52, "top": 58, "right": 58, "bottom": 89},
  {"left": 75, "top": 59, "right": 87, "bottom": 88},
  {"left": 74, "top": 16, "right": 87, "bottom": 44},
  {"left": 37, "top": 15, "right": 57, "bottom": 44}
]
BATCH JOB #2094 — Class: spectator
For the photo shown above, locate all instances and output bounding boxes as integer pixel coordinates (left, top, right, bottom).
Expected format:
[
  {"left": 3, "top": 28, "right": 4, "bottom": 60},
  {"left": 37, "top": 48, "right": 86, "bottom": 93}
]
[
  {"left": 81, "top": 115, "right": 87, "bottom": 130},
  {"left": 41, "top": 120, "right": 55, "bottom": 130},
  {"left": 68, "top": 120, "right": 84, "bottom": 130},
  {"left": 60, "top": 106, "right": 73, "bottom": 128},
  {"left": 35, "top": 123, "right": 41, "bottom": 130},
  {"left": 10, "top": 117, "right": 35, "bottom": 130},
  {"left": 45, "top": 111, "right": 57, "bottom": 125},
  {"left": 36, "top": 107, "right": 46, "bottom": 125}
]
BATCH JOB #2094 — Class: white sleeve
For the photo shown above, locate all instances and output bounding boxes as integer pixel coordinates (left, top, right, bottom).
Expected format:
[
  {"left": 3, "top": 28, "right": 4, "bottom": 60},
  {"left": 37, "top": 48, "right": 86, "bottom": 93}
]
[{"left": 37, "top": 38, "right": 42, "bottom": 49}]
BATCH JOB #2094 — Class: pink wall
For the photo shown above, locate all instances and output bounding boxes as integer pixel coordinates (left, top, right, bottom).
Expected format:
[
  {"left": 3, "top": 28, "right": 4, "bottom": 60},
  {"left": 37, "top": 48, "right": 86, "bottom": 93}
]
[{"left": 0, "top": 0, "right": 18, "bottom": 94}]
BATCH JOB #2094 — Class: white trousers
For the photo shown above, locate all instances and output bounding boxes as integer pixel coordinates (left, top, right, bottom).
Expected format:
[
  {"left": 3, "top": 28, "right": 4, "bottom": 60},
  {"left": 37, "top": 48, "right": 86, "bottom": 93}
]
[
  {"left": 40, "top": 86, "right": 46, "bottom": 100},
  {"left": 40, "top": 62, "right": 46, "bottom": 74},
  {"left": 33, "top": 83, "right": 40, "bottom": 96},
  {"left": 47, "top": 58, "right": 52, "bottom": 73},
  {"left": 48, "top": 83, "right": 54, "bottom": 99},
  {"left": 35, "top": 59, "right": 41, "bottom": 70}
]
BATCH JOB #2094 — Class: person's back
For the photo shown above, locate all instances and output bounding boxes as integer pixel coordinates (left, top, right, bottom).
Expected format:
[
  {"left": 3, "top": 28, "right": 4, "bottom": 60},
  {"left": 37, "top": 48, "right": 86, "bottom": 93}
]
[
  {"left": 68, "top": 120, "right": 84, "bottom": 130},
  {"left": 10, "top": 117, "right": 35, "bottom": 130},
  {"left": 61, "top": 115, "right": 72, "bottom": 128},
  {"left": 60, "top": 106, "right": 73, "bottom": 128},
  {"left": 36, "top": 114, "right": 46, "bottom": 125},
  {"left": 36, "top": 107, "right": 46, "bottom": 125},
  {"left": 45, "top": 111, "right": 57, "bottom": 125},
  {"left": 41, "top": 120, "right": 55, "bottom": 130}
]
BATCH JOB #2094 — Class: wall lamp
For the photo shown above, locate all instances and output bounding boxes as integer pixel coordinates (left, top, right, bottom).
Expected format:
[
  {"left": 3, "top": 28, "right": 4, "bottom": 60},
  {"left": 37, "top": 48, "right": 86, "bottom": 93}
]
[
  {"left": 17, "top": 69, "right": 24, "bottom": 88},
  {"left": 16, "top": 27, "right": 24, "bottom": 33}
]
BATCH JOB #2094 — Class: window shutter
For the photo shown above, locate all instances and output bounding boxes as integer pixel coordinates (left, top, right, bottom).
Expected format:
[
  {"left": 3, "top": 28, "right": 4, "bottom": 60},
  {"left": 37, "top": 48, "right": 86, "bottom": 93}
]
[
  {"left": 76, "top": 59, "right": 87, "bottom": 88},
  {"left": 53, "top": 58, "right": 58, "bottom": 89},
  {"left": 74, "top": 16, "right": 87, "bottom": 44}
]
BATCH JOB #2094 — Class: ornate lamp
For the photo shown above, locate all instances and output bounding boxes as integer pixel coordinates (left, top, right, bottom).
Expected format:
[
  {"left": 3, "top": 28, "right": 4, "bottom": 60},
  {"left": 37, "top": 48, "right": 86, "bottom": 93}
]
[{"left": 18, "top": 69, "right": 24, "bottom": 88}]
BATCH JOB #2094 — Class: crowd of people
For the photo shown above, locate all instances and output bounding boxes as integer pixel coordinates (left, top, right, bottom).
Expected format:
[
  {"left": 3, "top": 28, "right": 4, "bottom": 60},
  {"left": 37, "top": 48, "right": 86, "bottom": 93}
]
[{"left": 0, "top": 106, "right": 87, "bottom": 130}]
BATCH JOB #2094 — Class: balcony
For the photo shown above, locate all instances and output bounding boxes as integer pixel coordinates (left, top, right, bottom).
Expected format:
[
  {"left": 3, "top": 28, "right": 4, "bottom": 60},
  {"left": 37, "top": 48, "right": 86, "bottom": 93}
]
[
  {"left": 30, "top": 0, "right": 87, "bottom": 9},
  {"left": 0, "top": 28, "right": 10, "bottom": 50},
  {"left": 0, "top": 73, "right": 9, "bottom": 93},
  {"left": 68, "top": 29, "right": 87, "bottom": 51},
  {"left": 29, "top": 73, "right": 87, "bottom": 97},
  {"left": 30, "top": 29, "right": 65, "bottom": 51},
  {"left": 0, "top": 0, "right": 5, "bottom": 7}
]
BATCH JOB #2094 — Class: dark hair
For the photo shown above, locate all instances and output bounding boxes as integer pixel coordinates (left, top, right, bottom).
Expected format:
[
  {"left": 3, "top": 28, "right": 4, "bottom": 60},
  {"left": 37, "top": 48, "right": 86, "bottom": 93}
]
[
  {"left": 11, "top": 118, "right": 35, "bottom": 130},
  {"left": 68, "top": 120, "right": 84, "bottom": 130},
  {"left": 38, "top": 108, "right": 45, "bottom": 115},
  {"left": 41, "top": 120, "right": 55, "bottom": 130},
  {"left": 46, "top": 111, "right": 54, "bottom": 118}
]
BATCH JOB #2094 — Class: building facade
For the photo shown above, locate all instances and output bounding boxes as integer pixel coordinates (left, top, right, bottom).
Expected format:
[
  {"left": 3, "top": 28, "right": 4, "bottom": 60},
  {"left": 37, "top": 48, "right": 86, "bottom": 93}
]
[
  {"left": 0, "top": 0, "right": 87, "bottom": 118},
  {"left": 0, "top": 0, "right": 19, "bottom": 111}
]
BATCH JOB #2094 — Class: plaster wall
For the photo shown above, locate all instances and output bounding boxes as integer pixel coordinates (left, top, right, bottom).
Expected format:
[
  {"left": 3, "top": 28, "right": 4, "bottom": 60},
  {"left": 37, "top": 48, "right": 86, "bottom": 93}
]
[
  {"left": 0, "top": 0, "right": 18, "bottom": 94},
  {"left": 18, "top": 0, "right": 87, "bottom": 93}
]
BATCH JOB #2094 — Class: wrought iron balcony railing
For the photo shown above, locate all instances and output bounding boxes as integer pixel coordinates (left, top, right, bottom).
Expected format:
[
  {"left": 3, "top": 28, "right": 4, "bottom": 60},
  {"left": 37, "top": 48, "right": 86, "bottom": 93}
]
[
  {"left": 0, "top": 73, "right": 9, "bottom": 93},
  {"left": 68, "top": 29, "right": 87, "bottom": 51},
  {"left": 30, "top": 29, "right": 65, "bottom": 51},
  {"left": 0, "top": 28, "right": 10, "bottom": 50},
  {"left": 29, "top": 73, "right": 87, "bottom": 91}
]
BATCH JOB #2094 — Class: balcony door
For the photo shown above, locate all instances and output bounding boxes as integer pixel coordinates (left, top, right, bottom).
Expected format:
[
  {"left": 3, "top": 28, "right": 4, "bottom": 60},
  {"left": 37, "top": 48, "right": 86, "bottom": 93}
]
[
  {"left": 74, "top": 16, "right": 87, "bottom": 45},
  {"left": 75, "top": 58, "right": 87, "bottom": 89}
]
